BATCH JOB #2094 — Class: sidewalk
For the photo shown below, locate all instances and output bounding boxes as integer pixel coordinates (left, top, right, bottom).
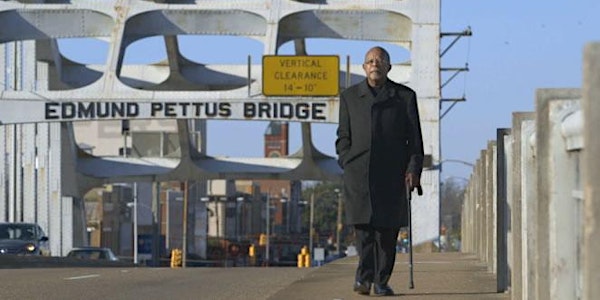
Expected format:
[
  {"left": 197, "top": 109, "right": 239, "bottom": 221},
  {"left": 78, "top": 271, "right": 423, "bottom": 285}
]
[{"left": 268, "top": 252, "right": 510, "bottom": 299}]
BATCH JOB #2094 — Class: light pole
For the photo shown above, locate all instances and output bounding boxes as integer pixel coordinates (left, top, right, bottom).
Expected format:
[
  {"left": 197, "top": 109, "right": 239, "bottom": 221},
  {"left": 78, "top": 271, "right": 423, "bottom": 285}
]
[
  {"left": 125, "top": 185, "right": 139, "bottom": 264},
  {"left": 309, "top": 191, "right": 315, "bottom": 263},
  {"left": 182, "top": 181, "right": 188, "bottom": 268},
  {"left": 133, "top": 183, "right": 138, "bottom": 264},
  {"left": 236, "top": 196, "right": 244, "bottom": 242},
  {"left": 123, "top": 184, "right": 140, "bottom": 264}
]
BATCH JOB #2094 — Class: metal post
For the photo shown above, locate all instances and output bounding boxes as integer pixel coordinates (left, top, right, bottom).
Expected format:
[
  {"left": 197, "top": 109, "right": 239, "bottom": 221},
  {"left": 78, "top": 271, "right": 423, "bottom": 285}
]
[
  {"left": 133, "top": 182, "right": 138, "bottom": 265},
  {"left": 346, "top": 55, "right": 351, "bottom": 89},
  {"left": 282, "top": 188, "right": 289, "bottom": 234},
  {"left": 182, "top": 181, "right": 188, "bottom": 268},
  {"left": 247, "top": 55, "right": 251, "bottom": 97},
  {"left": 309, "top": 191, "right": 315, "bottom": 264},
  {"left": 215, "top": 198, "right": 220, "bottom": 252},
  {"left": 165, "top": 191, "right": 170, "bottom": 250},
  {"left": 236, "top": 196, "right": 244, "bottom": 241},
  {"left": 265, "top": 192, "right": 270, "bottom": 266},
  {"left": 122, "top": 132, "right": 127, "bottom": 158},
  {"left": 151, "top": 182, "right": 161, "bottom": 267}
]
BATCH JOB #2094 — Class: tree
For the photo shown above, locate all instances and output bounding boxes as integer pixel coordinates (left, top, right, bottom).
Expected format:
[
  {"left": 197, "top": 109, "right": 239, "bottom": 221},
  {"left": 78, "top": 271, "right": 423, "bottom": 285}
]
[
  {"left": 301, "top": 182, "right": 342, "bottom": 246},
  {"left": 440, "top": 177, "right": 466, "bottom": 251}
]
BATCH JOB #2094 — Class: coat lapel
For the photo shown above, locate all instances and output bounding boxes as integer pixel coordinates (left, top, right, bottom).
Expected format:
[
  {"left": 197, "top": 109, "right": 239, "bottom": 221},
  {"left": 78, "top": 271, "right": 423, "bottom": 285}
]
[{"left": 358, "top": 80, "right": 374, "bottom": 102}]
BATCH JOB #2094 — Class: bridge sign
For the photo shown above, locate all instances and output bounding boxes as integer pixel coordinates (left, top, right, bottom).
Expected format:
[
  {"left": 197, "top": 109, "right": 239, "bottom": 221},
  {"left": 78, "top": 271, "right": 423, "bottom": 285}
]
[{"left": 262, "top": 55, "right": 339, "bottom": 96}]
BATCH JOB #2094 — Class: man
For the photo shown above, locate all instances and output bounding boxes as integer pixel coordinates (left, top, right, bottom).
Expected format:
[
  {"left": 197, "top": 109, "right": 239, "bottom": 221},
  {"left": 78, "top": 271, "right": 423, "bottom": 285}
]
[{"left": 335, "top": 46, "right": 424, "bottom": 296}]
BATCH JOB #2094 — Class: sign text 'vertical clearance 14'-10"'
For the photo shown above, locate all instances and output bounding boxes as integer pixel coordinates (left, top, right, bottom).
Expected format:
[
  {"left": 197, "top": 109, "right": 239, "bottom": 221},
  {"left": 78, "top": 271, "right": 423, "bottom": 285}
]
[{"left": 262, "top": 55, "right": 339, "bottom": 96}]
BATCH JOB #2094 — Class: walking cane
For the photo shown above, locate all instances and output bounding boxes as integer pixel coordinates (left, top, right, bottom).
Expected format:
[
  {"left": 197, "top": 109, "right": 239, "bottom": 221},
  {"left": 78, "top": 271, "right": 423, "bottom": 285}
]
[
  {"left": 406, "top": 183, "right": 422, "bottom": 290},
  {"left": 406, "top": 182, "right": 415, "bottom": 289}
]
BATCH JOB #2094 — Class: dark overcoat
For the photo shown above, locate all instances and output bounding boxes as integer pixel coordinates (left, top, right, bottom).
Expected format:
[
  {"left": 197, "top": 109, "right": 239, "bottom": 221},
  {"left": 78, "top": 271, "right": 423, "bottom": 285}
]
[{"left": 335, "top": 79, "right": 424, "bottom": 228}]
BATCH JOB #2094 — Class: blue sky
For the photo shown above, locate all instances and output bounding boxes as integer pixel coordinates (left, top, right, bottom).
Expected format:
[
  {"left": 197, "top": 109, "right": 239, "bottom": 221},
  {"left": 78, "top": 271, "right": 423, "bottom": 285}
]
[
  {"left": 58, "top": 1, "right": 600, "bottom": 182},
  {"left": 439, "top": 0, "right": 600, "bottom": 180}
]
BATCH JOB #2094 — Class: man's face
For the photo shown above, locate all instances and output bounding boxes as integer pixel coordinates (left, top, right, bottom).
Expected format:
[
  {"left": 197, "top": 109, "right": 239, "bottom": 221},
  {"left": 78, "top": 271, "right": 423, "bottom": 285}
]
[{"left": 362, "top": 49, "right": 391, "bottom": 85}]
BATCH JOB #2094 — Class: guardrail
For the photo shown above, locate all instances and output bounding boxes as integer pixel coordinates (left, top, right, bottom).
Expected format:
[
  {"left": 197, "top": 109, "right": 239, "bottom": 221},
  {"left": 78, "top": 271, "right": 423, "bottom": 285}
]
[{"left": 461, "top": 42, "right": 600, "bottom": 300}]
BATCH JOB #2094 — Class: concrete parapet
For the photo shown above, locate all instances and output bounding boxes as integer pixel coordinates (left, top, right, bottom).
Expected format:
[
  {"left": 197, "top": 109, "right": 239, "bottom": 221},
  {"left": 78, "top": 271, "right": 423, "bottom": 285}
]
[
  {"left": 520, "top": 118, "right": 537, "bottom": 300},
  {"left": 535, "top": 88, "right": 581, "bottom": 300},
  {"left": 461, "top": 43, "right": 599, "bottom": 300},
  {"left": 477, "top": 152, "right": 486, "bottom": 261},
  {"left": 582, "top": 42, "right": 600, "bottom": 300},
  {"left": 485, "top": 141, "right": 497, "bottom": 273},
  {"left": 510, "top": 111, "right": 535, "bottom": 300},
  {"left": 495, "top": 128, "right": 511, "bottom": 292}
]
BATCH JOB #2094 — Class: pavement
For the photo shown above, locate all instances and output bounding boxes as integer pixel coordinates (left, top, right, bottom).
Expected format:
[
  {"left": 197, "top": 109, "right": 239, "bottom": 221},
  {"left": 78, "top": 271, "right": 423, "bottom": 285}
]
[
  {"left": 0, "top": 252, "right": 510, "bottom": 299},
  {"left": 269, "top": 252, "right": 510, "bottom": 300}
]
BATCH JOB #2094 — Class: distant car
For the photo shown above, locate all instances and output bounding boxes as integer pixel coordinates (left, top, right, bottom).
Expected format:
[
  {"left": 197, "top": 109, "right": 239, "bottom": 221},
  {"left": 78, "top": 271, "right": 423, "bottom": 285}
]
[
  {"left": 66, "top": 247, "right": 119, "bottom": 261},
  {"left": 0, "top": 222, "right": 51, "bottom": 256}
]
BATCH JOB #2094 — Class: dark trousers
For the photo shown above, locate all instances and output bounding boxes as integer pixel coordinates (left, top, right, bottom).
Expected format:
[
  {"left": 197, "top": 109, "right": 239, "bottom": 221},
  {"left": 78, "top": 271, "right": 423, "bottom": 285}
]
[{"left": 354, "top": 224, "right": 400, "bottom": 285}]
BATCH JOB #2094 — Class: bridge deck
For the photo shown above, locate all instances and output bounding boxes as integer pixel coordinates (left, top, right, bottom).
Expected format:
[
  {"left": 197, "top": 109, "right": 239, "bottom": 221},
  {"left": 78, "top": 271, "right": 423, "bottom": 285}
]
[
  {"left": 0, "top": 252, "right": 509, "bottom": 299},
  {"left": 272, "top": 252, "right": 509, "bottom": 299}
]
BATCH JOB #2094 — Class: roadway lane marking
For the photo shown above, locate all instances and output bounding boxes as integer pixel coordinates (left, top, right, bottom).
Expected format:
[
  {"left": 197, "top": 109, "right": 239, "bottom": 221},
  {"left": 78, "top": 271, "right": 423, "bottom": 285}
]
[{"left": 64, "top": 274, "right": 100, "bottom": 280}]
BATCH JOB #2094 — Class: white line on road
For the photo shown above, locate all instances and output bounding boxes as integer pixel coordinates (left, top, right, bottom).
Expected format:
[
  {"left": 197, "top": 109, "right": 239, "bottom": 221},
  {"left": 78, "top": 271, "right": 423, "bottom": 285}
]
[{"left": 64, "top": 274, "right": 100, "bottom": 280}]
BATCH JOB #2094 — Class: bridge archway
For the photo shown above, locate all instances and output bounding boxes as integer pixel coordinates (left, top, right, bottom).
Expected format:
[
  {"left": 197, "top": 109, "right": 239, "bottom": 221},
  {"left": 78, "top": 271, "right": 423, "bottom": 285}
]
[{"left": 0, "top": 0, "right": 441, "bottom": 259}]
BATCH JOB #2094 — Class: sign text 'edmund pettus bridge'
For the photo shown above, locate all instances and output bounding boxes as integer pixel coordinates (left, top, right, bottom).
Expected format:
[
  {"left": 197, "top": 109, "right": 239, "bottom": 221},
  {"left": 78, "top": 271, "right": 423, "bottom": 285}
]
[{"left": 0, "top": 55, "right": 341, "bottom": 125}]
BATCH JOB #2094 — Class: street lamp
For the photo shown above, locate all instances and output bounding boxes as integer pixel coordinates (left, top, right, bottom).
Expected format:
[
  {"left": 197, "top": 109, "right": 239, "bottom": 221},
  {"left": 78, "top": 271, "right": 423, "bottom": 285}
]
[
  {"left": 125, "top": 183, "right": 138, "bottom": 264},
  {"left": 429, "top": 159, "right": 475, "bottom": 170}
]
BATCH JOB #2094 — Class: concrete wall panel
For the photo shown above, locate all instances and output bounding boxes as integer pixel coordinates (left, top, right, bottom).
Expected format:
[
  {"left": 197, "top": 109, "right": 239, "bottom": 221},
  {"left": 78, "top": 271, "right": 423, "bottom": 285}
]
[
  {"left": 582, "top": 42, "right": 600, "bottom": 300},
  {"left": 510, "top": 112, "right": 535, "bottom": 300},
  {"left": 535, "top": 88, "right": 580, "bottom": 300},
  {"left": 521, "top": 120, "right": 537, "bottom": 300}
]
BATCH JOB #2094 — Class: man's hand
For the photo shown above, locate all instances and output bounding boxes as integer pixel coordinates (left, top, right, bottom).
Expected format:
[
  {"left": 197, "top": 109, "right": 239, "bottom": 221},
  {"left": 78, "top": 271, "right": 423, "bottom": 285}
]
[{"left": 405, "top": 173, "right": 423, "bottom": 196}]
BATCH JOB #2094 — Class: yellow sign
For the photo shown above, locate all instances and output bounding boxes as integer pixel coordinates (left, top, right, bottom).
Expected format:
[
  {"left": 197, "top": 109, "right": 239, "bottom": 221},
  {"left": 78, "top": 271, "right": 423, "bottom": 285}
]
[{"left": 262, "top": 55, "right": 339, "bottom": 96}]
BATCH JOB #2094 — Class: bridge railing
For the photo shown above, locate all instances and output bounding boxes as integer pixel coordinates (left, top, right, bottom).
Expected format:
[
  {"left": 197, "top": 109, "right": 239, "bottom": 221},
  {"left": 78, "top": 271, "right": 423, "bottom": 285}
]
[{"left": 461, "top": 42, "right": 600, "bottom": 300}]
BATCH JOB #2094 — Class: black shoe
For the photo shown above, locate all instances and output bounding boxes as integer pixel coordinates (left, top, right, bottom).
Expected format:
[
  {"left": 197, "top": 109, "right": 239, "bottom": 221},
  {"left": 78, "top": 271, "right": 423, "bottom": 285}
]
[
  {"left": 373, "top": 284, "right": 394, "bottom": 296},
  {"left": 353, "top": 281, "right": 371, "bottom": 295}
]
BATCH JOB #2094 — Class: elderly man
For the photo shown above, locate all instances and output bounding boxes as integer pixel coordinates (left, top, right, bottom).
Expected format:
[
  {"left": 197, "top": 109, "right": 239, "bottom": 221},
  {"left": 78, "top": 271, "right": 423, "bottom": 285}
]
[{"left": 335, "top": 46, "right": 424, "bottom": 296}]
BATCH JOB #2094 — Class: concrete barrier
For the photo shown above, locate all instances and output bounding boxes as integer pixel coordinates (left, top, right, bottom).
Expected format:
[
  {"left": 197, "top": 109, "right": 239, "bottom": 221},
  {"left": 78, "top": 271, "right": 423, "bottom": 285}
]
[
  {"left": 536, "top": 88, "right": 581, "bottom": 300},
  {"left": 462, "top": 42, "right": 600, "bottom": 300},
  {"left": 582, "top": 42, "right": 600, "bottom": 300}
]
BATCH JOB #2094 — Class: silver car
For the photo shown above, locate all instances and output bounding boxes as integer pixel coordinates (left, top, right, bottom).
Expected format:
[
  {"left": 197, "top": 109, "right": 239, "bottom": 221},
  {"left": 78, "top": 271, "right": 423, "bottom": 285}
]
[{"left": 66, "top": 247, "right": 119, "bottom": 261}]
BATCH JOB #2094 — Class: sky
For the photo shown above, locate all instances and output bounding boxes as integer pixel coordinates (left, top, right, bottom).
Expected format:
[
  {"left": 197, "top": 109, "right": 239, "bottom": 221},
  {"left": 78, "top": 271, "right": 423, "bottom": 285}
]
[
  {"left": 438, "top": 0, "right": 600, "bottom": 180},
  {"left": 57, "top": 0, "right": 600, "bottom": 183}
]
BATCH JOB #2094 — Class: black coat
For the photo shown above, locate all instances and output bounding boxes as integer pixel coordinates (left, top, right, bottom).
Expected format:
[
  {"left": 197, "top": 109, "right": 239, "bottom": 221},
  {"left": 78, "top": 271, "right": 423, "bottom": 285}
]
[{"left": 335, "top": 79, "right": 424, "bottom": 228}]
